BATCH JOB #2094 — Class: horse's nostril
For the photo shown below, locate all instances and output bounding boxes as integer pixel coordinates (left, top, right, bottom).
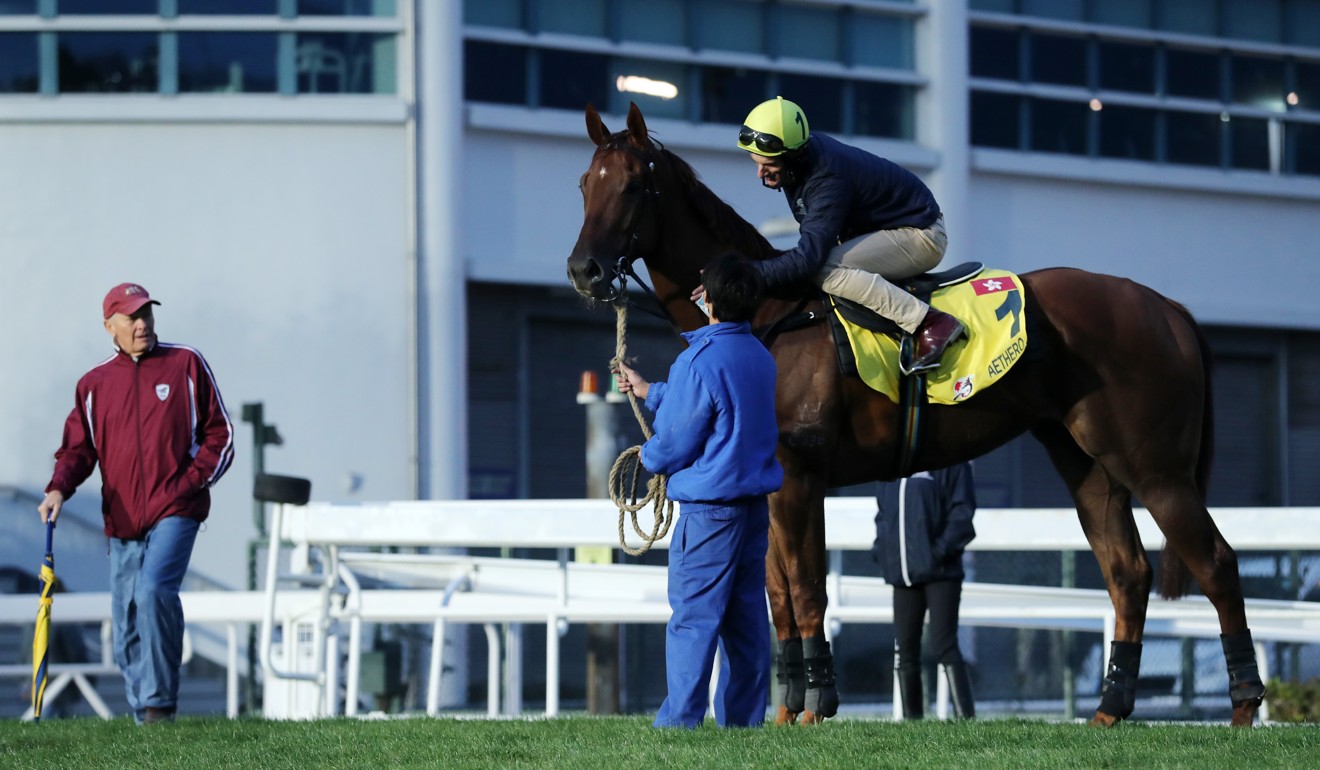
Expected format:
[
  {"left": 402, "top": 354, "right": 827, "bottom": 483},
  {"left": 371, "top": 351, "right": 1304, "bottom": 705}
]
[{"left": 585, "top": 259, "right": 604, "bottom": 284}]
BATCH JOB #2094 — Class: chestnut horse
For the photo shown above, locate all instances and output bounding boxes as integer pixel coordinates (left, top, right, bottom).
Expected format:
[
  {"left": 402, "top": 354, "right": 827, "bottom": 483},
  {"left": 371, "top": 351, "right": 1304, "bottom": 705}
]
[{"left": 566, "top": 103, "right": 1265, "bottom": 726}]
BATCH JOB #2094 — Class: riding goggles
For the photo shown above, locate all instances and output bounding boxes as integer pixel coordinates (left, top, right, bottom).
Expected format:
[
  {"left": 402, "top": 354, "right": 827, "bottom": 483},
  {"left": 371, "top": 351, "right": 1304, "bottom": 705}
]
[{"left": 738, "top": 125, "right": 786, "bottom": 154}]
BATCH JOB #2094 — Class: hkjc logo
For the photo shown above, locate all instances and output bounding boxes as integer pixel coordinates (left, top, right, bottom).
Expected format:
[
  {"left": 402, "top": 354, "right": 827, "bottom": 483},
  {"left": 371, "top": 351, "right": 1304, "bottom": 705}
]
[
  {"left": 953, "top": 375, "right": 974, "bottom": 402},
  {"left": 794, "top": 197, "right": 807, "bottom": 217},
  {"left": 155, "top": 384, "right": 170, "bottom": 401},
  {"left": 124, "top": 285, "right": 145, "bottom": 296}
]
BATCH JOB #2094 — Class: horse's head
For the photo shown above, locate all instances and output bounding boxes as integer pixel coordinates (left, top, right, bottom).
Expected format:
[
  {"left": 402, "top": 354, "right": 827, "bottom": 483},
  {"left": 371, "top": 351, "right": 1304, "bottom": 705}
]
[{"left": 567, "top": 102, "right": 663, "bottom": 303}]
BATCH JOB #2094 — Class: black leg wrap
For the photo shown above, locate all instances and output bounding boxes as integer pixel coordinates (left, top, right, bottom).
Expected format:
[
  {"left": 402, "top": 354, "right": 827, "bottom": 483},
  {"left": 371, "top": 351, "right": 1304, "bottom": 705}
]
[
  {"left": 776, "top": 638, "right": 806, "bottom": 714},
  {"left": 1221, "top": 630, "right": 1267, "bottom": 706},
  {"left": 1097, "top": 641, "right": 1142, "bottom": 720},
  {"left": 802, "top": 635, "right": 839, "bottom": 718}
]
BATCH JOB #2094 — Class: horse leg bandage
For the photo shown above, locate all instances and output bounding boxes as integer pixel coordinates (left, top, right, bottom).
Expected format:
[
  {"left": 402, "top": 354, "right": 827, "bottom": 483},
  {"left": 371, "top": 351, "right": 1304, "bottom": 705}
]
[
  {"left": 1221, "top": 630, "right": 1267, "bottom": 706},
  {"left": 802, "top": 635, "right": 839, "bottom": 718},
  {"left": 1097, "top": 641, "right": 1142, "bottom": 720},
  {"left": 776, "top": 637, "right": 805, "bottom": 714}
]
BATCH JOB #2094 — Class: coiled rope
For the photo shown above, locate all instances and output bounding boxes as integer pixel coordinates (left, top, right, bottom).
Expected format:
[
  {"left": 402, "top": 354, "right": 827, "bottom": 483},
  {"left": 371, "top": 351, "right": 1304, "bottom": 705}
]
[{"left": 608, "top": 303, "right": 675, "bottom": 555}]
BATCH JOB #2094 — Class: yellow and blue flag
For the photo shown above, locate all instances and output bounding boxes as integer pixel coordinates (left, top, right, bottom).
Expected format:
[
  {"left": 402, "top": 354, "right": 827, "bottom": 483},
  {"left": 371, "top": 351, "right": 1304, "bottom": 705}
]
[{"left": 31, "top": 521, "right": 55, "bottom": 722}]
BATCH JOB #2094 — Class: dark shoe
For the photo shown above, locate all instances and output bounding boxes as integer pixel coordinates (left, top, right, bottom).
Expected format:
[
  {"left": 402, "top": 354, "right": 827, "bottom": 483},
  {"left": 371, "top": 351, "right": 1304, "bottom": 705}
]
[
  {"left": 896, "top": 665, "right": 924, "bottom": 720},
  {"left": 142, "top": 706, "right": 175, "bottom": 725},
  {"left": 909, "top": 308, "right": 965, "bottom": 372},
  {"left": 944, "top": 662, "right": 976, "bottom": 719}
]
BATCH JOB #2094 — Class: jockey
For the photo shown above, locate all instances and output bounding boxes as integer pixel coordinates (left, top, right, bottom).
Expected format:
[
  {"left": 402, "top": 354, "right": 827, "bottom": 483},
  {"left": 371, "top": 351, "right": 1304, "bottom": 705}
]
[{"left": 736, "top": 96, "right": 964, "bottom": 372}]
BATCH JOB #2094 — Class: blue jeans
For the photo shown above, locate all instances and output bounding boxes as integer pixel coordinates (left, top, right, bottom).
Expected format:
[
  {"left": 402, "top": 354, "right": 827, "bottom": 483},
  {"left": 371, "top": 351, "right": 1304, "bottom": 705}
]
[
  {"left": 110, "top": 516, "right": 199, "bottom": 719},
  {"left": 654, "top": 499, "right": 771, "bottom": 728}
]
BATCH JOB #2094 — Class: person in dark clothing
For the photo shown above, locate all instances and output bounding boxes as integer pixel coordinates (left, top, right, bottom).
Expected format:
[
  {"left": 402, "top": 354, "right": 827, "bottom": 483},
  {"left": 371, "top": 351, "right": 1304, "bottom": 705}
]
[
  {"left": 733, "top": 96, "right": 964, "bottom": 373},
  {"left": 873, "top": 461, "right": 977, "bottom": 719}
]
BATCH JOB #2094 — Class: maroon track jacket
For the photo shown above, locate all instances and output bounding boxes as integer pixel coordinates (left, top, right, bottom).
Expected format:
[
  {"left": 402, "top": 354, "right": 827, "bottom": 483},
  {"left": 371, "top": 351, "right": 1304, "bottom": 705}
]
[{"left": 46, "top": 342, "right": 235, "bottom": 540}]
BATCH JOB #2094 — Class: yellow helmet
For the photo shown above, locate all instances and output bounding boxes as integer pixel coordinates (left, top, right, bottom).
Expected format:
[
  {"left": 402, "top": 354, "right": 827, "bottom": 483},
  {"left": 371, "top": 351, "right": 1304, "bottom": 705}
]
[{"left": 737, "top": 96, "right": 810, "bottom": 156}]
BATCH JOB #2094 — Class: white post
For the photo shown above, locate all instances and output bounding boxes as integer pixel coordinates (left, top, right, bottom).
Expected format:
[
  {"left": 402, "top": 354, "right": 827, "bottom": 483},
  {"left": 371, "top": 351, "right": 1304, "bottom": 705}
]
[
  {"left": 915, "top": 0, "right": 971, "bottom": 265},
  {"left": 227, "top": 623, "right": 239, "bottom": 719},
  {"left": 546, "top": 614, "right": 560, "bottom": 717}
]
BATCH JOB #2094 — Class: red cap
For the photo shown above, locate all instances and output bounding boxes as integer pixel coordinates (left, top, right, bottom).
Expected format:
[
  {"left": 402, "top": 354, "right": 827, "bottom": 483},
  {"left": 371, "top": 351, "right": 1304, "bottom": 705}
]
[{"left": 102, "top": 283, "right": 160, "bottom": 319}]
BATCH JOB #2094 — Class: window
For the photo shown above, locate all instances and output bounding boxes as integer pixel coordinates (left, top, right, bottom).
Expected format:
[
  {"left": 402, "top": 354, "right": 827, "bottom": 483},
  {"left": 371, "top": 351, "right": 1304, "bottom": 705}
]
[
  {"left": 970, "top": 26, "right": 1019, "bottom": 81},
  {"left": 1022, "top": 0, "right": 1083, "bottom": 22},
  {"left": 695, "top": 0, "right": 763, "bottom": 55},
  {"left": 778, "top": 73, "right": 842, "bottom": 133},
  {"left": 1156, "top": 0, "right": 1217, "bottom": 37},
  {"left": 1030, "top": 33, "right": 1087, "bottom": 87},
  {"left": 1165, "top": 111, "right": 1221, "bottom": 167},
  {"left": 178, "top": 0, "right": 278, "bottom": 13},
  {"left": 700, "top": 66, "right": 766, "bottom": 124},
  {"left": 58, "top": 32, "right": 159, "bottom": 93},
  {"left": 1098, "top": 104, "right": 1156, "bottom": 160},
  {"left": 1231, "top": 55, "right": 1285, "bottom": 111},
  {"left": 0, "top": 32, "right": 38, "bottom": 92},
  {"left": 1287, "top": 0, "right": 1320, "bottom": 47},
  {"left": 1099, "top": 40, "right": 1155, "bottom": 94},
  {"left": 1090, "top": 0, "right": 1151, "bottom": 29},
  {"left": 618, "top": 0, "right": 686, "bottom": 47},
  {"left": 539, "top": 49, "right": 608, "bottom": 110},
  {"left": 295, "top": 32, "right": 395, "bottom": 93},
  {"left": 58, "top": 0, "right": 156, "bottom": 13},
  {"left": 609, "top": 57, "right": 686, "bottom": 120},
  {"left": 775, "top": 3, "right": 839, "bottom": 63},
  {"left": 1228, "top": 116, "right": 1270, "bottom": 170},
  {"left": 971, "top": 91, "right": 1020, "bottom": 149},
  {"left": 1296, "top": 61, "right": 1320, "bottom": 112},
  {"left": 297, "top": 0, "right": 396, "bottom": 16},
  {"left": 1289, "top": 121, "right": 1320, "bottom": 175},
  {"left": 0, "top": 1, "right": 37, "bottom": 13},
  {"left": 538, "top": 0, "right": 606, "bottom": 37},
  {"left": 1029, "top": 97, "right": 1088, "bottom": 155},
  {"left": 179, "top": 32, "right": 278, "bottom": 93},
  {"left": 465, "top": 41, "right": 525, "bottom": 105},
  {"left": 850, "top": 11, "right": 911, "bottom": 70},
  {"left": 1223, "top": 0, "right": 1281, "bottom": 44},
  {"left": 463, "top": 0, "right": 522, "bottom": 29},
  {"left": 854, "top": 81, "right": 912, "bottom": 140},
  {"left": 1165, "top": 48, "right": 1221, "bottom": 100}
]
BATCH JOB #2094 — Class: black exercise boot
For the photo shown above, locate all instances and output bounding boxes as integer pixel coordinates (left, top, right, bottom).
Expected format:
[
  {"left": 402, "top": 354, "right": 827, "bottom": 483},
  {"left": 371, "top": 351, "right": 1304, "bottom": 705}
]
[
  {"left": 896, "top": 665, "right": 924, "bottom": 720},
  {"left": 944, "top": 661, "right": 976, "bottom": 719}
]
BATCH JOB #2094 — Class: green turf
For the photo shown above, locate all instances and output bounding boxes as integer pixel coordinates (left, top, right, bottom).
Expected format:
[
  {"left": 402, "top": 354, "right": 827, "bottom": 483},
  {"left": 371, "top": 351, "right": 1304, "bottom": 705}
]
[{"left": 1, "top": 715, "right": 1316, "bottom": 770}]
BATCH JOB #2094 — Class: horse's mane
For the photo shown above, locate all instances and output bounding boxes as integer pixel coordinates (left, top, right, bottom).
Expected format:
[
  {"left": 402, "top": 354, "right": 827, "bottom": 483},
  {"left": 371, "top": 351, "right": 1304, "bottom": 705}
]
[{"left": 652, "top": 144, "right": 778, "bottom": 262}]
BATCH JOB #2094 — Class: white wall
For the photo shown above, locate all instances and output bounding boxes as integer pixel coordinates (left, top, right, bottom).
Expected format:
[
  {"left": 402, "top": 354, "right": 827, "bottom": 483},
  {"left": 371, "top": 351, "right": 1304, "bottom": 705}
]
[{"left": 0, "top": 122, "right": 412, "bottom": 588}]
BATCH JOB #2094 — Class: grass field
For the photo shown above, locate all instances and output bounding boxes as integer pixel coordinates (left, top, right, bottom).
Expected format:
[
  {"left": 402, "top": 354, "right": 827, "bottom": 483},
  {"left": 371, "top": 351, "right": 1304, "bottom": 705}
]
[{"left": 1, "top": 715, "right": 1316, "bottom": 770}]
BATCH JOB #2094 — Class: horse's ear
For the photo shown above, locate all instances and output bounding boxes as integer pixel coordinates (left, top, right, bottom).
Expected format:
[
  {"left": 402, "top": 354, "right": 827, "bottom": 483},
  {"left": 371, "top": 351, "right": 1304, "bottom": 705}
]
[
  {"left": 626, "top": 102, "right": 652, "bottom": 148},
  {"left": 585, "top": 103, "right": 609, "bottom": 146}
]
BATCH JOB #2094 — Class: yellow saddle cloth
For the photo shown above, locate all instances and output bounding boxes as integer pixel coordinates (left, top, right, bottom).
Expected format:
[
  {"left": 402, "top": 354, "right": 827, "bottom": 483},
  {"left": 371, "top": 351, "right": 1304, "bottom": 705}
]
[{"left": 833, "top": 268, "right": 1029, "bottom": 405}]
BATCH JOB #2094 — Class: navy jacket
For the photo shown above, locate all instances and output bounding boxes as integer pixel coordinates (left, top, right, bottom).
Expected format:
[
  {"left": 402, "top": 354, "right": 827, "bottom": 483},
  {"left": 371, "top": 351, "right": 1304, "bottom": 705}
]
[
  {"left": 641, "top": 321, "right": 783, "bottom": 504},
  {"left": 755, "top": 132, "right": 942, "bottom": 286},
  {"left": 872, "top": 462, "right": 976, "bottom": 586}
]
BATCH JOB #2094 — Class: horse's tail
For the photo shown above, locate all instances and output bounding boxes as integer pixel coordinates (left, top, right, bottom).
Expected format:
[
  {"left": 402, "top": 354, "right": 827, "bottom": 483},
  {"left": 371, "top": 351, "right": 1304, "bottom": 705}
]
[{"left": 1157, "top": 298, "right": 1213, "bottom": 600}]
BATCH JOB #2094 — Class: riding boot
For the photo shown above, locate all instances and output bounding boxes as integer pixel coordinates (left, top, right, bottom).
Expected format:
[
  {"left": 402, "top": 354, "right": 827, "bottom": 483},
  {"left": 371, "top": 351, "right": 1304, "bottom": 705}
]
[
  {"left": 944, "top": 661, "right": 976, "bottom": 719},
  {"left": 801, "top": 635, "right": 839, "bottom": 722},
  {"left": 908, "top": 308, "right": 965, "bottom": 373},
  {"left": 1221, "top": 630, "right": 1266, "bottom": 726},
  {"left": 896, "top": 666, "right": 924, "bottom": 721},
  {"left": 774, "top": 638, "right": 805, "bottom": 724},
  {"left": 1095, "top": 641, "right": 1142, "bottom": 722}
]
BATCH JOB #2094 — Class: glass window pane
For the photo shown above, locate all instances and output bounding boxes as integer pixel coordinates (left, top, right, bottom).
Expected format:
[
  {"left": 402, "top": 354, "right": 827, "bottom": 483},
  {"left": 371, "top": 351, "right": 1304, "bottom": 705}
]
[
  {"left": 463, "top": 0, "right": 522, "bottom": 29},
  {"left": 1296, "top": 61, "right": 1320, "bottom": 112},
  {"left": 776, "top": 4, "right": 838, "bottom": 62},
  {"left": 295, "top": 32, "right": 395, "bottom": 93},
  {"left": 1223, "top": 0, "right": 1281, "bottom": 43},
  {"left": 1166, "top": 110, "right": 1222, "bottom": 167},
  {"left": 1098, "top": 104, "right": 1156, "bottom": 160},
  {"left": 538, "top": 0, "right": 605, "bottom": 37},
  {"left": 58, "top": 0, "right": 156, "bottom": 13},
  {"left": 778, "top": 73, "right": 842, "bottom": 133},
  {"left": 970, "top": 90, "right": 1020, "bottom": 149},
  {"left": 1030, "top": 33, "right": 1087, "bottom": 87},
  {"left": 58, "top": 32, "right": 159, "bottom": 92},
  {"left": 618, "top": 0, "right": 685, "bottom": 47},
  {"left": 854, "top": 81, "right": 912, "bottom": 140},
  {"left": 696, "top": 0, "right": 762, "bottom": 55},
  {"left": 297, "top": 0, "right": 396, "bottom": 16},
  {"left": 464, "top": 41, "right": 524, "bottom": 105},
  {"left": 178, "top": 32, "right": 277, "bottom": 92},
  {"left": 1228, "top": 115, "right": 1270, "bottom": 170},
  {"left": 1099, "top": 40, "right": 1154, "bottom": 93},
  {"left": 970, "top": 0, "right": 1015, "bottom": 13},
  {"left": 1288, "top": 121, "right": 1320, "bottom": 175},
  {"left": 0, "top": 1, "right": 38, "bottom": 13},
  {"left": 610, "top": 57, "right": 686, "bottom": 119},
  {"left": 970, "top": 25, "right": 1018, "bottom": 80},
  {"left": 1166, "top": 48, "right": 1221, "bottom": 100},
  {"left": 539, "top": 48, "right": 608, "bottom": 110},
  {"left": 851, "top": 12, "right": 911, "bottom": 70},
  {"left": 1231, "top": 55, "right": 1285, "bottom": 110},
  {"left": 0, "top": 32, "right": 37, "bottom": 91},
  {"left": 1029, "top": 97, "right": 1089, "bottom": 155},
  {"left": 179, "top": 0, "right": 277, "bottom": 13},
  {"left": 700, "top": 66, "right": 766, "bottom": 124},
  {"left": 1286, "top": 0, "right": 1320, "bottom": 46},
  {"left": 1157, "top": 0, "right": 1216, "bottom": 36},
  {"left": 1090, "top": 0, "right": 1151, "bottom": 28},
  {"left": 1021, "top": 0, "right": 1083, "bottom": 22}
]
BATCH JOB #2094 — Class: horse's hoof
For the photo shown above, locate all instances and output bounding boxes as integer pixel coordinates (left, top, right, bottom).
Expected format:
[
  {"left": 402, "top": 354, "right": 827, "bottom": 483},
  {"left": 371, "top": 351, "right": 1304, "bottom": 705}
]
[
  {"left": 774, "top": 706, "right": 798, "bottom": 726},
  {"left": 799, "top": 710, "right": 829, "bottom": 725},
  {"left": 1230, "top": 696, "right": 1263, "bottom": 727},
  {"left": 1087, "top": 711, "right": 1122, "bottom": 728}
]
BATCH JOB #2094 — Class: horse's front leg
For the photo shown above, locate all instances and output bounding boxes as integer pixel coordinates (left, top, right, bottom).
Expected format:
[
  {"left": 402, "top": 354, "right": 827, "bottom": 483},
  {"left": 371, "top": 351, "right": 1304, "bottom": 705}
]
[{"left": 768, "top": 472, "right": 837, "bottom": 724}]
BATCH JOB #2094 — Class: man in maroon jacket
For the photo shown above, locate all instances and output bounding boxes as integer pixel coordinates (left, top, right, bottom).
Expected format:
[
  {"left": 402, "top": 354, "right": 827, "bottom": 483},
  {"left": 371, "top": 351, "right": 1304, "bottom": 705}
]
[{"left": 39, "top": 282, "right": 235, "bottom": 725}]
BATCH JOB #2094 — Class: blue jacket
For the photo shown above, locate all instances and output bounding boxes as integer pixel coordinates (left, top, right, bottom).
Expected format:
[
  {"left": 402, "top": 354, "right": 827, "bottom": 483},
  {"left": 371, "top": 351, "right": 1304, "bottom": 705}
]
[
  {"left": 756, "top": 132, "right": 942, "bottom": 286},
  {"left": 641, "top": 322, "right": 783, "bottom": 504},
  {"left": 872, "top": 462, "right": 976, "bottom": 586}
]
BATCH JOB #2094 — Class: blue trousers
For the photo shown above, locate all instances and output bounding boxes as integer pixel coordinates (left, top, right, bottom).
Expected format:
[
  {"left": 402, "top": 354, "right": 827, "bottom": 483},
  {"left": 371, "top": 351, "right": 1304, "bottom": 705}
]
[
  {"left": 654, "top": 499, "right": 770, "bottom": 728},
  {"left": 110, "top": 516, "right": 199, "bottom": 720}
]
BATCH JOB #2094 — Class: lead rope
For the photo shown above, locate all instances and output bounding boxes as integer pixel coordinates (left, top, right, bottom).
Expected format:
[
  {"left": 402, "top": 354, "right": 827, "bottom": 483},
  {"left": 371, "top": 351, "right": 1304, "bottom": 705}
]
[{"left": 608, "top": 302, "right": 675, "bottom": 555}]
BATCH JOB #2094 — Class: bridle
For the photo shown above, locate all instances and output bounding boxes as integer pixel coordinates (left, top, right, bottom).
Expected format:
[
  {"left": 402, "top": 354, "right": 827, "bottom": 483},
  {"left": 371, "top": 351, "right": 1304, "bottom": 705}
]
[{"left": 596, "top": 144, "right": 681, "bottom": 332}]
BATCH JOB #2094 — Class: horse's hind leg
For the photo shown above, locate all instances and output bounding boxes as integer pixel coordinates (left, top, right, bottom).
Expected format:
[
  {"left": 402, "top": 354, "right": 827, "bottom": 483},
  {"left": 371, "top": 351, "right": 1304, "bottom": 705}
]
[
  {"left": 765, "top": 529, "right": 803, "bottom": 725},
  {"left": 1138, "top": 479, "right": 1265, "bottom": 726},
  {"left": 1033, "top": 424, "right": 1152, "bottom": 726}
]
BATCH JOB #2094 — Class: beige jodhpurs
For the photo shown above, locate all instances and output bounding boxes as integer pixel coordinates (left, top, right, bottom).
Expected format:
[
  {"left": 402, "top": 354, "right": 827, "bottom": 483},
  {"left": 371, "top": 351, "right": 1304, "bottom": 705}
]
[{"left": 816, "top": 214, "right": 947, "bottom": 334}]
